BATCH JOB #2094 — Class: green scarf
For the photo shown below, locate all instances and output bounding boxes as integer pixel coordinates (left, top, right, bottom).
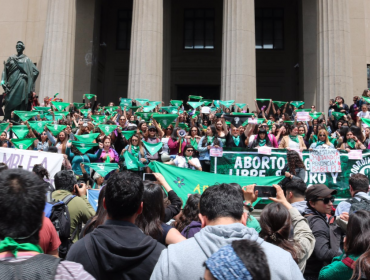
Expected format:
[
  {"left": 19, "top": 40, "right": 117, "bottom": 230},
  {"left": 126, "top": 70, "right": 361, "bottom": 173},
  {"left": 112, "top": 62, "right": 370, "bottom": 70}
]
[
  {"left": 300, "top": 134, "right": 305, "bottom": 138},
  {"left": 207, "top": 136, "right": 214, "bottom": 145},
  {"left": 190, "top": 138, "right": 198, "bottom": 150},
  {"left": 232, "top": 136, "right": 240, "bottom": 146},
  {"left": 259, "top": 139, "right": 267, "bottom": 147},
  {"left": 347, "top": 139, "right": 356, "bottom": 149},
  {"left": 131, "top": 145, "right": 140, "bottom": 157},
  {"left": 289, "top": 135, "right": 299, "bottom": 143},
  {"left": 0, "top": 237, "right": 43, "bottom": 258},
  {"left": 316, "top": 141, "right": 325, "bottom": 147},
  {"left": 185, "top": 156, "right": 193, "bottom": 164}
]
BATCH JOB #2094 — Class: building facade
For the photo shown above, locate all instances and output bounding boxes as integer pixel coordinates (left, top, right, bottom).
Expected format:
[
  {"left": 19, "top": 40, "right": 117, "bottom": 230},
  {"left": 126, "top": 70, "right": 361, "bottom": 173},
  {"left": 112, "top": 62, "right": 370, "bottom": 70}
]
[{"left": 1, "top": 0, "right": 370, "bottom": 113}]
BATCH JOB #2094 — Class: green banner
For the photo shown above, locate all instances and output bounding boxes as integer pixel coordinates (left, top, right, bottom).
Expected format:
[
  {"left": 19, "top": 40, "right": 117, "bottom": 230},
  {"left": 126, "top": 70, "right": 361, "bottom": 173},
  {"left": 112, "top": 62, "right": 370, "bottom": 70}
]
[
  {"left": 84, "top": 163, "right": 119, "bottom": 177},
  {"left": 209, "top": 148, "right": 370, "bottom": 199},
  {"left": 52, "top": 101, "right": 70, "bottom": 111},
  {"left": 149, "top": 162, "right": 283, "bottom": 206},
  {"left": 295, "top": 109, "right": 312, "bottom": 112},
  {"left": 28, "top": 121, "right": 52, "bottom": 134},
  {"left": 74, "top": 132, "right": 100, "bottom": 143},
  {"left": 12, "top": 138, "right": 36, "bottom": 150}
]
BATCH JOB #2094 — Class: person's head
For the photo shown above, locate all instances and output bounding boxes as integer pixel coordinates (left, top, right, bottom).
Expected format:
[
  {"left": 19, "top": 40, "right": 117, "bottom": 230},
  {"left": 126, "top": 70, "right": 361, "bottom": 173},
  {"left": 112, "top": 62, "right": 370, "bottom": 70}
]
[
  {"left": 350, "top": 126, "right": 364, "bottom": 142},
  {"left": 317, "top": 129, "right": 330, "bottom": 145},
  {"left": 215, "top": 119, "right": 223, "bottom": 130},
  {"left": 336, "top": 96, "right": 344, "bottom": 104},
  {"left": 284, "top": 178, "right": 307, "bottom": 203},
  {"left": 130, "top": 134, "right": 141, "bottom": 147},
  {"left": 346, "top": 130, "right": 354, "bottom": 141},
  {"left": 259, "top": 203, "right": 298, "bottom": 263},
  {"left": 104, "top": 171, "right": 143, "bottom": 220},
  {"left": 102, "top": 136, "right": 111, "bottom": 150},
  {"left": 108, "top": 102, "right": 114, "bottom": 107},
  {"left": 54, "top": 170, "right": 78, "bottom": 192},
  {"left": 47, "top": 146, "right": 58, "bottom": 153},
  {"left": 0, "top": 163, "right": 8, "bottom": 173},
  {"left": 93, "top": 171, "right": 104, "bottom": 186},
  {"left": 0, "top": 140, "right": 8, "bottom": 148},
  {"left": 329, "top": 99, "right": 335, "bottom": 106},
  {"left": 176, "top": 193, "right": 201, "bottom": 233},
  {"left": 362, "top": 104, "right": 368, "bottom": 112},
  {"left": 138, "top": 121, "right": 147, "bottom": 132},
  {"left": 57, "top": 131, "right": 67, "bottom": 142},
  {"left": 118, "top": 115, "right": 126, "bottom": 126},
  {"left": 199, "top": 184, "right": 246, "bottom": 227},
  {"left": 135, "top": 182, "right": 165, "bottom": 240},
  {"left": 190, "top": 126, "right": 200, "bottom": 137},
  {"left": 306, "top": 184, "right": 337, "bottom": 214},
  {"left": 148, "top": 125, "right": 157, "bottom": 138},
  {"left": 40, "top": 131, "right": 48, "bottom": 142},
  {"left": 366, "top": 127, "right": 370, "bottom": 138},
  {"left": 0, "top": 169, "right": 46, "bottom": 245},
  {"left": 204, "top": 240, "right": 271, "bottom": 280},
  {"left": 298, "top": 126, "right": 305, "bottom": 136},
  {"left": 129, "top": 115, "right": 135, "bottom": 122},
  {"left": 165, "top": 124, "right": 173, "bottom": 136},
  {"left": 344, "top": 211, "right": 370, "bottom": 256},
  {"left": 230, "top": 126, "right": 240, "bottom": 137},
  {"left": 184, "top": 144, "right": 195, "bottom": 157},
  {"left": 206, "top": 126, "right": 217, "bottom": 137},
  {"left": 257, "top": 129, "right": 267, "bottom": 140},
  {"left": 363, "top": 89, "right": 370, "bottom": 97},
  {"left": 32, "top": 164, "right": 49, "bottom": 180},
  {"left": 286, "top": 150, "right": 305, "bottom": 174},
  {"left": 16, "top": 41, "right": 25, "bottom": 55},
  {"left": 311, "top": 105, "right": 316, "bottom": 111},
  {"left": 349, "top": 173, "right": 369, "bottom": 197},
  {"left": 290, "top": 125, "right": 298, "bottom": 136},
  {"left": 203, "top": 119, "right": 209, "bottom": 126},
  {"left": 0, "top": 131, "right": 6, "bottom": 141}
]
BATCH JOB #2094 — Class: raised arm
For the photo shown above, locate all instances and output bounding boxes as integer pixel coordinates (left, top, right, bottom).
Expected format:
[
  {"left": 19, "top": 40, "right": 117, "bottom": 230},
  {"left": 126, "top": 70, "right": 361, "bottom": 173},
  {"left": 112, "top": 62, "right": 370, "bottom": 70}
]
[
  {"left": 254, "top": 100, "right": 261, "bottom": 114},
  {"left": 265, "top": 99, "right": 272, "bottom": 116}
]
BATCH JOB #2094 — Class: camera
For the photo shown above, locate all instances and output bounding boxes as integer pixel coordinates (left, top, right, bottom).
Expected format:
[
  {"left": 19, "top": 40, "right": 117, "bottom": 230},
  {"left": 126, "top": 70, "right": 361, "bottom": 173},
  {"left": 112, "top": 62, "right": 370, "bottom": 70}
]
[{"left": 178, "top": 129, "right": 187, "bottom": 138}]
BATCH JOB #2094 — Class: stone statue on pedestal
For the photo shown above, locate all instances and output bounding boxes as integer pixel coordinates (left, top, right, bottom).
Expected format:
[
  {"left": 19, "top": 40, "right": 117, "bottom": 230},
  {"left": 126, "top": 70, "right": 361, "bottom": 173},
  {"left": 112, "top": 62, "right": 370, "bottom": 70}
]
[{"left": 1, "top": 41, "right": 39, "bottom": 119}]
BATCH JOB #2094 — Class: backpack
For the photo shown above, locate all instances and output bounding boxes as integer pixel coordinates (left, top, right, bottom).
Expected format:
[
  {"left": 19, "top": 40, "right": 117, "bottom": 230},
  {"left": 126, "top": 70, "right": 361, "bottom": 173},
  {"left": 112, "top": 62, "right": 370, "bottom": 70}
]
[
  {"left": 346, "top": 195, "right": 370, "bottom": 214},
  {"left": 44, "top": 194, "right": 78, "bottom": 259}
]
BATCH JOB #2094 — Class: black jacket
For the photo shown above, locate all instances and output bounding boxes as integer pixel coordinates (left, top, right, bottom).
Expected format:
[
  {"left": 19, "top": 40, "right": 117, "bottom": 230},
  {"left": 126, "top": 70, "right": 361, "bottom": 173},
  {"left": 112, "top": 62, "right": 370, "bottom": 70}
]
[
  {"left": 66, "top": 220, "right": 165, "bottom": 280},
  {"left": 164, "top": 190, "right": 182, "bottom": 222},
  {"left": 225, "top": 133, "right": 247, "bottom": 148}
]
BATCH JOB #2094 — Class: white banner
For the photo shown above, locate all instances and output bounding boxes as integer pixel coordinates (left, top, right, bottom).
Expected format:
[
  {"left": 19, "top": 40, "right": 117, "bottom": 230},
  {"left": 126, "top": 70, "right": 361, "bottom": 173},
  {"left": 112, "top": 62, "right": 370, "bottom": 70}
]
[{"left": 0, "top": 148, "right": 64, "bottom": 185}]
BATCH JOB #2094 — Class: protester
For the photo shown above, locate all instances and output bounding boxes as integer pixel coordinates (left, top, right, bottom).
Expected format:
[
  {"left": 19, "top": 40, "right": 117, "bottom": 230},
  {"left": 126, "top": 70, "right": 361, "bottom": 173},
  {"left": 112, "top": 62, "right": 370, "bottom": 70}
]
[
  {"left": 279, "top": 125, "right": 307, "bottom": 150},
  {"left": 310, "top": 129, "right": 334, "bottom": 149},
  {"left": 66, "top": 171, "right": 165, "bottom": 279},
  {"left": 284, "top": 178, "right": 308, "bottom": 214},
  {"left": 97, "top": 136, "right": 119, "bottom": 163},
  {"left": 281, "top": 150, "right": 306, "bottom": 182},
  {"left": 174, "top": 194, "right": 201, "bottom": 238},
  {"left": 197, "top": 126, "right": 223, "bottom": 172},
  {"left": 171, "top": 144, "right": 202, "bottom": 170}
]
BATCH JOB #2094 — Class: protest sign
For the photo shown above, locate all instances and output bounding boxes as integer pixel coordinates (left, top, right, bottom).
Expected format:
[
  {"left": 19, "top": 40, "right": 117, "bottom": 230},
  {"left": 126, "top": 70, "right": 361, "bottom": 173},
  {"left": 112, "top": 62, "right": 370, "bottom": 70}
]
[
  {"left": 309, "top": 149, "right": 341, "bottom": 173},
  {"left": 211, "top": 148, "right": 370, "bottom": 199},
  {"left": 201, "top": 107, "right": 210, "bottom": 114},
  {"left": 258, "top": 146, "right": 272, "bottom": 155},
  {"left": 297, "top": 111, "right": 310, "bottom": 121},
  {"left": 348, "top": 150, "right": 363, "bottom": 160},
  {"left": 210, "top": 147, "right": 223, "bottom": 157}
]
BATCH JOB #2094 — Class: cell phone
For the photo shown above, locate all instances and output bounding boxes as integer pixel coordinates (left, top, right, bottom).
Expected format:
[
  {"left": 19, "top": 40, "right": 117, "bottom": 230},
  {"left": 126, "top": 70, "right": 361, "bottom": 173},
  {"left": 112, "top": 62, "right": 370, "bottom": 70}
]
[
  {"left": 143, "top": 173, "right": 156, "bottom": 182},
  {"left": 18, "top": 165, "right": 23, "bottom": 169},
  {"left": 254, "top": 186, "right": 277, "bottom": 198}
]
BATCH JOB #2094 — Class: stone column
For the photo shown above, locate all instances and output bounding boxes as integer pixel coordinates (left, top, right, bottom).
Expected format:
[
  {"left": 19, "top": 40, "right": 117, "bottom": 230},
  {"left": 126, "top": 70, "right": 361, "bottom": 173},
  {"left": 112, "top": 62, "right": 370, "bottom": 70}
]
[
  {"left": 221, "top": 0, "right": 256, "bottom": 106},
  {"left": 39, "top": 0, "right": 76, "bottom": 103},
  {"left": 317, "top": 0, "right": 353, "bottom": 113},
  {"left": 128, "top": 0, "right": 163, "bottom": 101}
]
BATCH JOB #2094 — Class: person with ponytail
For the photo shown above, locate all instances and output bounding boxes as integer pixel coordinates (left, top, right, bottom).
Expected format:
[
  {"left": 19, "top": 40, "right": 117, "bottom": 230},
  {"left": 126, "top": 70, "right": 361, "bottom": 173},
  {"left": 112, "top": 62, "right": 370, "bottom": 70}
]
[
  {"left": 197, "top": 125, "right": 223, "bottom": 172},
  {"left": 319, "top": 210, "right": 370, "bottom": 280}
]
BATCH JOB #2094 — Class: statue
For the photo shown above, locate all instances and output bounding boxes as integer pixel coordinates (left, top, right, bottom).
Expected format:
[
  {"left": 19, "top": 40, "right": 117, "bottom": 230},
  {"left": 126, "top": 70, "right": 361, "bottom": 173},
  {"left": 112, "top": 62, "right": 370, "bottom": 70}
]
[{"left": 1, "top": 41, "right": 39, "bottom": 119}]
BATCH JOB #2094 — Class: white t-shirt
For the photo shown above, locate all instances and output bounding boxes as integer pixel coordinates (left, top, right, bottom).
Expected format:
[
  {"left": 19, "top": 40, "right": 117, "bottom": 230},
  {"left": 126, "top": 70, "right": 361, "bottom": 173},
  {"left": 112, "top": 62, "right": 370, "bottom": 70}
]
[
  {"left": 357, "top": 111, "right": 370, "bottom": 119},
  {"left": 161, "top": 137, "right": 170, "bottom": 154},
  {"left": 174, "top": 156, "right": 201, "bottom": 170},
  {"left": 288, "top": 138, "right": 300, "bottom": 149}
]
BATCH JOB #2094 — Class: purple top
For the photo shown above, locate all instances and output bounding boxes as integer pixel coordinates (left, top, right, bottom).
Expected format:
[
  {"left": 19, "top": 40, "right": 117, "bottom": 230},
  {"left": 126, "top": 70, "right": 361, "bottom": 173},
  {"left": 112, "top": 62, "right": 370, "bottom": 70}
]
[{"left": 181, "top": 221, "right": 202, "bottom": 239}]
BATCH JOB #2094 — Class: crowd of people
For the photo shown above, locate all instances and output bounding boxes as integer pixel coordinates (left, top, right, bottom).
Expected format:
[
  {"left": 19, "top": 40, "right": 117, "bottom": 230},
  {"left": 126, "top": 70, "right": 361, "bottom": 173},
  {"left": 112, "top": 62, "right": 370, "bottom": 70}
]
[{"left": 0, "top": 93, "right": 370, "bottom": 279}]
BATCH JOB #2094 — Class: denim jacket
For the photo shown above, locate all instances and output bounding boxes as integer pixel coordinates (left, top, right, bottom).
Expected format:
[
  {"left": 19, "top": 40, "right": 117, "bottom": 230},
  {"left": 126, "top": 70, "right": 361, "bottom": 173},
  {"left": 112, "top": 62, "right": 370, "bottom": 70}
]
[{"left": 197, "top": 136, "right": 223, "bottom": 160}]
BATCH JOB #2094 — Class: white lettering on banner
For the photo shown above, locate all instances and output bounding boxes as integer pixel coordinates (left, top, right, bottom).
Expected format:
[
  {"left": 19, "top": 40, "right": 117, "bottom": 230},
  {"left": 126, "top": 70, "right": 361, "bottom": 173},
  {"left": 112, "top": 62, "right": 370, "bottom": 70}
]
[
  {"left": 309, "top": 149, "right": 341, "bottom": 173},
  {"left": 0, "top": 148, "right": 63, "bottom": 185}
]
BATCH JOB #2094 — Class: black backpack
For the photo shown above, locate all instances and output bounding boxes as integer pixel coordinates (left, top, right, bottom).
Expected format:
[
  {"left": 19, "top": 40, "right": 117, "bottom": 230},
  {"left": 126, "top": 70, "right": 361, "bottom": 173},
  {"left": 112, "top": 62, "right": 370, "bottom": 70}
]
[
  {"left": 347, "top": 195, "right": 370, "bottom": 214},
  {"left": 44, "top": 194, "right": 78, "bottom": 259}
]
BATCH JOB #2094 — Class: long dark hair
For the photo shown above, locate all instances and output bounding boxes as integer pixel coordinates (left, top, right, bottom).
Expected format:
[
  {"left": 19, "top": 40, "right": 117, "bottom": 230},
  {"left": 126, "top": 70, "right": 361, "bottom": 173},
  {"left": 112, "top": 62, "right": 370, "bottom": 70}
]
[
  {"left": 287, "top": 150, "right": 305, "bottom": 175},
  {"left": 201, "top": 125, "right": 220, "bottom": 146},
  {"left": 350, "top": 126, "right": 364, "bottom": 143},
  {"left": 352, "top": 251, "right": 370, "bottom": 280},
  {"left": 32, "top": 164, "right": 49, "bottom": 180},
  {"left": 82, "top": 187, "right": 107, "bottom": 237},
  {"left": 135, "top": 182, "right": 165, "bottom": 242},
  {"left": 259, "top": 203, "right": 299, "bottom": 263},
  {"left": 345, "top": 210, "right": 370, "bottom": 255},
  {"left": 252, "top": 129, "right": 272, "bottom": 148},
  {"left": 175, "top": 194, "right": 200, "bottom": 233}
]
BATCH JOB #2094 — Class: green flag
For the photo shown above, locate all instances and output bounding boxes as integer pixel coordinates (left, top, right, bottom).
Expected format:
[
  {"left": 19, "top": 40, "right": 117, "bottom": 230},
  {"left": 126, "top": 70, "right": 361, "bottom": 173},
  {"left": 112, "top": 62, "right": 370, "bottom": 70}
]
[
  {"left": 73, "top": 103, "right": 85, "bottom": 109},
  {"left": 361, "top": 118, "right": 370, "bottom": 127},
  {"left": 149, "top": 101, "right": 161, "bottom": 107},
  {"left": 143, "top": 105, "right": 156, "bottom": 112},
  {"left": 219, "top": 100, "right": 235, "bottom": 107},
  {"left": 152, "top": 114, "right": 178, "bottom": 128},
  {"left": 28, "top": 121, "right": 52, "bottom": 134},
  {"left": 332, "top": 112, "right": 346, "bottom": 120},
  {"left": 295, "top": 109, "right": 312, "bottom": 112},
  {"left": 85, "top": 94, "right": 96, "bottom": 100},
  {"left": 91, "top": 115, "right": 106, "bottom": 123},
  {"left": 121, "top": 130, "right": 137, "bottom": 140},
  {"left": 188, "top": 102, "right": 204, "bottom": 109},
  {"left": 34, "top": 107, "right": 51, "bottom": 112},
  {"left": 72, "top": 141, "right": 98, "bottom": 154},
  {"left": 12, "top": 125, "right": 30, "bottom": 139},
  {"left": 52, "top": 101, "right": 70, "bottom": 111},
  {"left": 290, "top": 101, "right": 305, "bottom": 108},
  {"left": 74, "top": 132, "right": 100, "bottom": 143},
  {"left": 0, "top": 123, "right": 8, "bottom": 134},
  {"left": 135, "top": 98, "right": 149, "bottom": 105},
  {"left": 235, "top": 103, "right": 246, "bottom": 109},
  {"left": 143, "top": 141, "right": 163, "bottom": 156},
  {"left": 189, "top": 95, "right": 203, "bottom": 100},
  {"left": 273, "top": 101, "right": 287, "bottom": 108},
  {"left": 84, "top": 163, "right": 119, "bottom": 177},
  {"left": 80, "top": 109, "right": 91, "bottom": 116},
  {"left": 123, "top": 151, "right": 145, "bottom": 171},
  {"left": 256, "top": 99, "right": 271, "bottom": 102},
  {"left": 170, "top": 100, "right": 183, "bottom": 107},
  {"left": 310, "top": 112, "right": 323, "bottom": 120},
  {"left": 46, "top": 124, "right": 67, "bottom": 136},
  {"left": 98, "top": 124, "right": 117, "bottom": 136},
  {"left": 120, "top": 98, "right": 132, "bottom": 107},
  {"left": 105, "top": 106, "right": 119, "bottom": 114},
  {"left": 148, "top": 162, "right": 282, "bottom": 206},
  {"left": 14, "top": 111, "right": 39, "bottom": 121},
  {"left": 135, "top": 112, "right": 152, "bottom": 121},
  {"left": 12, "top": 138, "right": 36, "bottom": 150}
]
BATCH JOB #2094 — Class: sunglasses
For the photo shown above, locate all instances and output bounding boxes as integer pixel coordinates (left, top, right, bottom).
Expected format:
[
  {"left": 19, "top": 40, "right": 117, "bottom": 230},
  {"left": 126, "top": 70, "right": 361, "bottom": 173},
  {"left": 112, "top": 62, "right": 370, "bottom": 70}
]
[
  {"left": 314, "top": 197, "right": 335, "bottom": 204},
  {"left": 319, "top": 134, "right": 326, "bottom": 137},
  {"left": 149, "top": 129, "right": 156, "bottom": 132},
  {"left": 132, "top": 139, "right": 138, "bottom": 142},
  {"left": 120, "top": 118, "right": 125, "bottom": 121},
  {"left": 191, "top": 130, "right": 197, "bottom": 132}
]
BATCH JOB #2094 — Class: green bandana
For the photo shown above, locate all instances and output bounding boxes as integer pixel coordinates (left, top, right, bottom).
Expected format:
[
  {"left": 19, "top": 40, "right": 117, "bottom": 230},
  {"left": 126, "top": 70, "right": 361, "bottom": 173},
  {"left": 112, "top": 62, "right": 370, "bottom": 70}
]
[
  {"left": 219, "top": 100, "right": 235, "bottom": 108},
  {"left": 91, "top": 115, "right": 106, "bottom": 123},
  {"left": 310, "top": 112, "right": 323, "bottom": 120},
  {"left": 171, "top": 122, "right": 189, "bottom": 130},
  {"left": 192, "top": 111, "right": 200, "bottom": 119},
  {"left": 185, "top": 156, "right": 193, "bottom": 164},
  {"left": 33, "top": 107, "right": 51, "bottom": 112},
  {"left": 148, "top": 101, "right": 161, "bottom": 107},
  {"left": 0, "top": 123, "right": 8, "bottom": 135},
  {"left": 362, "top": 118, "right": 370, "bottom": 127},
  {"left": 14, "top": 111, "right": 39, "bottom": 121},
  {"left": 207, "top": 136, "right": 214, "bottom": 144},
  {"left": 256, "top": 99, "right": 271, "bottom": 102},
  {"left": 313, "top": 134, "right": 318, "bottom": 143},
  {"left": 347, "top": 139, "right": 356, "bottom": 149},
  {"left": 300, "top": 134, "right": 306, "bottom": 138},
  {"left": 80, "top": 109, "right": 91, "bottom": 116},
  {"left": 295, "top": 109, "right": 312, "bottom": 112},
  {"left": 28, "top": 121, "right": 52, "bottom": 134},
  {"left": 52, "top": 101, "right": 70, "bottom": 111},
  {"left": 235, "top": 103, "right": 246, "bottom": 109},
  {"left": 284, "top": 120, "right": 294, "bottom": 125},
  {"left": 272, "top": 101, "right": 287, "bottom": 108},
  {"left": 74, "top": 132, "right": 100, "bottom": 143},
  {"left": 12, "top": 125, "right": 30, "bottom": 139},
  {"left": 143, "top": 141, "right": 163, "bottom": 156},
  {"left": 0, "top": 237, "right": 43, "bottom": 258},
  {"left": 84, "top": 163, "right": 119, "bottom": 177},
  {"left": 187, "top": 102, "right": 204, "bottom": 109},
  {"left": 123, "top": 150, "right": 145, "bottom": 171},
  {"left": 189, "top": 95, "right": 203, "bottom": 100},
  {"left": 12, "top": 138, "right": 36, "bottom": 150},
  {"left": 121, "top": 130, "right": 136, "bottom": 140},
  {"left": 135, "top": 98, "right": 149, "bottom": 105},
  {"left": 125, "top": 106, "right": 141, "bottom": 112},
  {"left": 241, "top": 118, "right": 265, "bottom": 126},
  {"left": 142, "top": 105, "right": 156, "bottom": 112},
  {"left": 135, "top": 112, "right": 152, "bottom": 121},
  {"left": 72, "top": 141, "right": 98, "bottom": 154},
  {"left": 190, "top": 138, "right": 198, "bottom": 150},
  {"left": 46, "top": 124, "right": 67, "bottom": 137},
  {"left": 232, "top": 136, "right": 240, "bottom": 146},
  {"left": 105, "top": 106, "right": 119, "bottom": 114},
  {"left": 120, "top": 98, "right": 132, "bottom": 107},
  {"left": 214, "top": 100, "right": 221, "bottom": 108},
  {"left": 258, "top": 139, "right": 267, "bottom": 147},
  {"left": 332, "top": 112, "right": 346, "bottom": 120},
  {"left": 289, "top": 135, "right": 299, "bottom": 143},
  {"left": 152, "top": 114, "right": 178, "bottom": 128},
  {"left": 170, "top": 100, "right": 183, "bottom": 107},
  {"left": 73, "top": 103, "right": 85, "bottom": 109},
  {"left": 232, "top": 113, "right": 254, "bottom": 116},
  {"left": 202, "top": 99, "right": 213, "bottom": 106},
  {"left": 44, "top": 114, "right": 63, "bottom": 121},
  {"left": 98, "top": 124, "right": 117, "bottom": 136},
  {"left": 85, "top": 94, "right": 96, "bottom": 100},
  {"left": 316, "top": 140, "right": 325, "bottom": 147},
  {"left": 161, "top": 106, "right": 178, "bottom": 114},
  {"left": 290, "top": 101, "right": 305, "bottom": 108},
  {"left": 131, "top": 145, "right": 140, "bottom": 157}
]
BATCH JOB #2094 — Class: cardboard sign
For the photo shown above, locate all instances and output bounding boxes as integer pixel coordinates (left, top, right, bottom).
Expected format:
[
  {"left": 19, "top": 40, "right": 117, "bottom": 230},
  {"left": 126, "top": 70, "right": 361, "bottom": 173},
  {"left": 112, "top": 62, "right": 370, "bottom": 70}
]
[
  {"left": 248, "top": 118, "right": 257, "bottom": 124},
  {"left": 309, "top": 149, "right": 341, "bottom": 173},
  {"left": 201, "top": 107, "right": 210, "bottom": 114},
  {"left": 210, "top": 147, "right": 223, "bottom": 157},
  {"left": 348, "top": 150, "right": 363, "bottom": 160},
  {"left": 297, "top": 112, "right": 310, "bottom": 121},
  {"left": 258, "top": 146, "right": 272, "bottom": 155}
]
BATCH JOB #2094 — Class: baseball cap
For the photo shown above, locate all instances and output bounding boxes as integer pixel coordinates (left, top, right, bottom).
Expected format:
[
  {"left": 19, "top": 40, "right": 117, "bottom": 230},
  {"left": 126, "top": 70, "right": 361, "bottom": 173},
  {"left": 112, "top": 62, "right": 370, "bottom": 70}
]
[
  {"left": 148, "top": 125, "right": 157, "bottom": 131},
  {"left": 305, "top": 184, "right": 337, "bottom": 201}
]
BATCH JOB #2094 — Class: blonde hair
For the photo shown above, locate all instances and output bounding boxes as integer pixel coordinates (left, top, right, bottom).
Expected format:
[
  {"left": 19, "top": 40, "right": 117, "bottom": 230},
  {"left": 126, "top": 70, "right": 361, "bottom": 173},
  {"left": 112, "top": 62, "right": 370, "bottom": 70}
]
[{"left": 318, "top": 129, "right": 331, "bottom": 145}]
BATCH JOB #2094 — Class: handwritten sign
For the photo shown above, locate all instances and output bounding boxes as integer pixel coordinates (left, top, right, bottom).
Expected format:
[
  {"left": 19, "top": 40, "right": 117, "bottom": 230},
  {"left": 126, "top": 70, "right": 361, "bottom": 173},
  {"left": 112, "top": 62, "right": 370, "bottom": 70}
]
[
  {"left": 210, "top": 147, "right": 223, "bottom": 157},
  {"left": 348, "top": 150, "right": 362, "bottom": 160},
  {"left": 201, "top": 107, "right": 210, "bottom": 114},
  {"left": 309, "top": 149, "right": 341, "bottom": 173},
  {"left": 297, "top": 112, "right": 310, "bottom": 121},
  {"left": 258, "top": 146, "right": 272, "bottom": 155},
  {"left": 248, "top": 118, "right": 257, "bottom": 124}
]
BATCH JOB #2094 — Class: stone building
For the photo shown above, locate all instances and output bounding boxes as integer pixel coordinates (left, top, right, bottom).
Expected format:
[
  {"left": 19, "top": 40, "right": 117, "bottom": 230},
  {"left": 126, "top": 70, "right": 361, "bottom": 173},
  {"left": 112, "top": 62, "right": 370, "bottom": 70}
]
[{"left": 0, "top": 0, "right": 369, "bottom": 113}]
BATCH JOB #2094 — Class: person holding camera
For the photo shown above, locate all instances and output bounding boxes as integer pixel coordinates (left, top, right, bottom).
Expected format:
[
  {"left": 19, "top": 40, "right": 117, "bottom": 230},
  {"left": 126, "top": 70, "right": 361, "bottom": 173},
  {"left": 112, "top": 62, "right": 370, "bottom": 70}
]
[{"left": 197, "top": 125, "right": 223, "bottom": 172}]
